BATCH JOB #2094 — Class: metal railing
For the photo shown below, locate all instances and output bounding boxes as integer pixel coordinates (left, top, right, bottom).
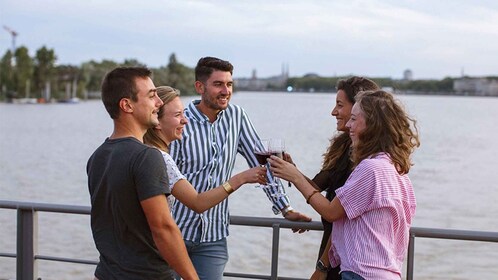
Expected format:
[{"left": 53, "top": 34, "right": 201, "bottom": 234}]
[{"left": 1, "top": 200, "right": 498, "bottom": 280}]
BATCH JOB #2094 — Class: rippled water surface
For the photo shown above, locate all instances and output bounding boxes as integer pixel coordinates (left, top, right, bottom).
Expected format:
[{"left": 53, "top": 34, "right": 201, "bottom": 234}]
[{"left": 1, "top": 92, "right": 498, "bottom": 279}]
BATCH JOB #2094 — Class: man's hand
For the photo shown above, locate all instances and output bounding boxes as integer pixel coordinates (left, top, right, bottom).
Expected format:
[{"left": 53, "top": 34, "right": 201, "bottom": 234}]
[{"left": 284, "top": 210, "right": 312, "bottom": 233}]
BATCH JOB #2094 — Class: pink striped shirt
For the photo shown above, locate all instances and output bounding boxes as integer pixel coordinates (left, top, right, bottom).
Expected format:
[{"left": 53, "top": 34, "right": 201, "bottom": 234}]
[{"left": 329, "top": 153, "right": 416, "bottom": 279}]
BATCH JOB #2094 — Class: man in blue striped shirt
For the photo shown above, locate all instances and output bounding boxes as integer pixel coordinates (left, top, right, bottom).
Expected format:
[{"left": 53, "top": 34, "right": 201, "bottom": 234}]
[{"left": 170, "top": 57, "right": 311, "bottom": 279}]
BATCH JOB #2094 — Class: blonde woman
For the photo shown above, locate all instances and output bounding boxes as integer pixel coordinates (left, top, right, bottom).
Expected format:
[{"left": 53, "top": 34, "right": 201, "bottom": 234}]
[{"left": 144, "top": 86, "right": 267, "bottom": 213}]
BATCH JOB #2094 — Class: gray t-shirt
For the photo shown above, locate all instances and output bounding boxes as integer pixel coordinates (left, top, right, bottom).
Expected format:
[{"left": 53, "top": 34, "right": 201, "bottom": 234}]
[{"left": 87, "top": 137, "right": 173, "bottom": 279}]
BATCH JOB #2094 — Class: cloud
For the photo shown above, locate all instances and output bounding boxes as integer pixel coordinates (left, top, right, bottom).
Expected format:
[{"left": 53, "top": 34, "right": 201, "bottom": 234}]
[{"left": 1, "top": 0, "right": 497, "bottom": 79}]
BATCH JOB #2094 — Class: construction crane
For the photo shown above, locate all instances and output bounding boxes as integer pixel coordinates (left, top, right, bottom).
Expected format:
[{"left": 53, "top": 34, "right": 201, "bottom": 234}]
[{"left": 3, "top": 25, "right": 18, "bottom": 53}]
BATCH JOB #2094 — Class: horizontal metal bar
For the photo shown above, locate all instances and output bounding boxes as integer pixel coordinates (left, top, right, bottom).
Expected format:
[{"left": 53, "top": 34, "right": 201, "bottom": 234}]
[
  {"left": 223, "top": 272, "right": 270, "bottom": 279},
  {"left": 223, "top": 272, "right": 307, "bottom": 280},
  {"left": 0, "top": 253, "right": 16, "bottom": 258},
  {"left": 35, "top": 254, "right": 98, "bottom": 265},
  {"left": 0, "top": 200, "right": 90, "bottom": 215},
  {"left": 230, "top": 215, "right": 323, "bottom": 231},
  {"left": 411, "top": 227, "right": 498, "bottom": 243},
  {"left": 2, "top": 200, "right": 498, "bottom": 280}
]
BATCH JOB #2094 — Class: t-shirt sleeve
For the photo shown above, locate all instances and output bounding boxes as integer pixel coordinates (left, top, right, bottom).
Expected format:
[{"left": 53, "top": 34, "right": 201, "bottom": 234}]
[
  {"left": 134, "top": 147, "right": 170, "bottom": 201},
  {"left": 312, "top": 170, "right": 332, "bottom": 191},
  {"left": 161, "top": 151, "right": 186, "bottom": 190},
  {"left": 335, "top": 159, "right": 379, "bottom": 220}
]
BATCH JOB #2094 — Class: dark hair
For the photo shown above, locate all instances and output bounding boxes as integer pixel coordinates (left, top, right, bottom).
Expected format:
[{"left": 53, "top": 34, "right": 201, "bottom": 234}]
[
  {"left": 322, "top": 76, "right": 380, "bottom": 170},
  {"left": 101, "top": 66, "right": 152, "bottom": 119},
  {"left": 336, "top": 76, "right": 379, "bottom": 103},
  {"left": 353, "top": 90, "right": 420, "bottom": 174},
  {"left": 195, "top": 57, "right": 234, "bottom": 83}
]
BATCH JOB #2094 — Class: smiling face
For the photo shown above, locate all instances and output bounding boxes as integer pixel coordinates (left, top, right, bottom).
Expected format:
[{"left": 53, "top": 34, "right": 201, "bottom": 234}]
[
  {"left": 195, "top": 70, "right": 233, "bottom": 121},
  {"left": 331, "top": 89, "right": 354, "bottom": 132},
  {"left": 156, "top": 96, "right": 188, "bottom": 144},
  {"left": 346, "top": 103, "right": 367, "bottom": 146},
  {"left": 131, "top": 77, "right": 162, "bottom": 129}
]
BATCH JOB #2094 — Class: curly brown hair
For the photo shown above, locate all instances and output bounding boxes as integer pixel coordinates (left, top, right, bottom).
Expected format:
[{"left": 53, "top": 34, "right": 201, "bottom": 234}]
[
  {"left": 352, "top": 90, "right": 420, "bottom": 174},
  {"left": 322, "top": 76, "right": 380, "bottom": 170}
]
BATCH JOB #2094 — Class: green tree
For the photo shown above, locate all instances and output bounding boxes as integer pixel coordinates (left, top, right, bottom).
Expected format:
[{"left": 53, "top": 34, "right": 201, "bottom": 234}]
[
  {"left": 55, "top": 64, "right": 80, "bottom": 100},
  {"left": 0, "top": 50, "right": 15, "bottom": 98},
  {"left": 14, "top": 46, "right": 34, "bottom": 98},
  {"left": 123, "top": 58, "right": 146, "bottom": 67},
  {"left": 81, "top": 59, "right": 119, "bottom": 93},
  {"left": 153, "top": 53, "right": 195, "bottom": 95},
  {"left": 34, "top": 46, "right": 57, "bottom": 99}
]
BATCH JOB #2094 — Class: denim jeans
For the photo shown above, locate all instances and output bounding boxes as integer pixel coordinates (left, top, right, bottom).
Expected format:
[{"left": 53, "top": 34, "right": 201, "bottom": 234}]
[
  {"left": 175, "top": 238, "right": 228, "bottom": 280},
  {"left": 341, "top": 271, "right": 366, "bottom": 280}
]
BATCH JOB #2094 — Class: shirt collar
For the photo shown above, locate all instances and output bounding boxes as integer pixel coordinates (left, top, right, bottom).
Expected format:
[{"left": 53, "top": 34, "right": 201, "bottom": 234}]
[{"left": 187, "top": 99, "right": 226, "bottom": 123}]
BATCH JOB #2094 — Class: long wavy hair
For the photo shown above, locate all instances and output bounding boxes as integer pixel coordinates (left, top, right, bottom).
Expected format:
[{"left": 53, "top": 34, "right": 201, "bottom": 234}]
[
  {"left": 352, "top": 90, "right": 420, "bottom": 174},
  {"left": 143, "top": 86, "right": 181, "bottom": 153},
  {"left": 322, "top": 76, "right": 380, "bottom": 170}
]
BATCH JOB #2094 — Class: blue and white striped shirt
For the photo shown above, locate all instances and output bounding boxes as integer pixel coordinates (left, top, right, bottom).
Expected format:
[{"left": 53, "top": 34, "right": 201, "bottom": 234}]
[{"left": 169, "top": 100, "right": 291, "bottom": 242}]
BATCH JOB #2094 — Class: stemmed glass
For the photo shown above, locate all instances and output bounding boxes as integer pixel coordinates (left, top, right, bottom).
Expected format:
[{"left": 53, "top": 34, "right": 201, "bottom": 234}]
[
  {"left": 253, "top": 139, "right": 280, "bottom": 197},
  {"left": 269, "top": 138, "right": 292, "bottom": 188},
  {"left": 254, "top": 139, "right": 271, "bottom": 166},
  {"left": 269, "top": 138, "right": 285, "bottom": 159}
]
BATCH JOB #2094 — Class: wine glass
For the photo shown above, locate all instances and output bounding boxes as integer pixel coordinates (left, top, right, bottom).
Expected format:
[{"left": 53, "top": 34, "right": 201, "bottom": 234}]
[
  {"left": 269, "top": 138, "right": 285, "bottom": 158},
  {"left": 269, "top": 138, "right": 292, "bottom": 188},
  {"left": 254, "top": 139, "right": 271, "bottom": 166}
]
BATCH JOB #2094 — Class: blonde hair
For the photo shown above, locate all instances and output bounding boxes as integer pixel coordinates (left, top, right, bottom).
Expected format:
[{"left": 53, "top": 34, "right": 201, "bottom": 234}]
[
  {"left": 143, "top": 86, "right": 181, "bottom": 153},
  {"left": 352, "top": 90, "right": 420, "bottom": 174}
]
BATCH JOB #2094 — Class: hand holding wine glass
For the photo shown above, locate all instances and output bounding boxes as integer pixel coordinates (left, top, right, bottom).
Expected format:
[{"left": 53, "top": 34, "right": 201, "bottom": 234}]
[
  {"left": 254, "top": 139, "right": 271, "bottom": 166},
  {"left": 269, "top": 138, "right": 292, "bottom": 187}
]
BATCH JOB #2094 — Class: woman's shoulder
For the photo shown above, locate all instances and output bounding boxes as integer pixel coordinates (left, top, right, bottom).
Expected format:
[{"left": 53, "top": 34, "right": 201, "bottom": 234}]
[
  {"left": 158, "top": 150, "right": 176, "bottom": 164},
  {"left": 357, "top": 153, "right": 392, "bottom": 170}
]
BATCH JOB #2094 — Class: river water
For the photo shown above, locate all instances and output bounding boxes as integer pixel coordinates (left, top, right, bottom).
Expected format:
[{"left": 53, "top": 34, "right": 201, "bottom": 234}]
[{"left": 1, "top": 92, "right": 497, "bottom": 279}]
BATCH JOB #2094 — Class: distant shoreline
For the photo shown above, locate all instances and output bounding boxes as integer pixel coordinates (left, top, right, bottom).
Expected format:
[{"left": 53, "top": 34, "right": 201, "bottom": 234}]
[
  {"left": 1, "top": 90, "right": 497, "bottom": 104},
  {"left": 235, "top": 89, "right": 498, "bottom": 98}
]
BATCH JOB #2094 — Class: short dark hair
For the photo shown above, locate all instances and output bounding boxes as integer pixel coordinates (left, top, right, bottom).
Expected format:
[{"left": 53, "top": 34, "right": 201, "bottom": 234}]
[
  {"left": 195, "top": 57, "right": 233, "bottom": 83},
  {"left": 101, "top": 66, "right": 152, "bottom": 119}
]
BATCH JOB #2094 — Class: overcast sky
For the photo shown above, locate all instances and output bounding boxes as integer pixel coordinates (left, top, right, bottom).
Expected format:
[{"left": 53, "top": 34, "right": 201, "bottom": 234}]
[{"left": 1, "top": 0, "right": 497, "bottom": 79}]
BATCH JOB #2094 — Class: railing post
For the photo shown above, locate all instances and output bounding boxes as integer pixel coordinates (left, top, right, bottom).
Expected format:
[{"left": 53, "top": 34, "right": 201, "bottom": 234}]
[
  {"left": 271, "top": 224, "right": 280, "bottom": 280},
  {"left": 17, "top": 208, "right": 38, "bottom": 280},
  {"left": 406, "top": 232, "right": 415, "bottom": 280}
]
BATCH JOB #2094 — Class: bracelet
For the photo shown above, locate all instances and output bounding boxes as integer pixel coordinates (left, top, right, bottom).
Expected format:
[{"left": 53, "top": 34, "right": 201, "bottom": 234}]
[
  {"left": 316, "top": 259, "right": 330, "bottom": 272},
  {"left": 281, "top": 206, "right": 294, "bottom": 217},
  {"left": 306, "top": 190, "right": 320, "bottom": 204},
  {"left": 222, "top": 182, "right": 234, "bottom": 195}
]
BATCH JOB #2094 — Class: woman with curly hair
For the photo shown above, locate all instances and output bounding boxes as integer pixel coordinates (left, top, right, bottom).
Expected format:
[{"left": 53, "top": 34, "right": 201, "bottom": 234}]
[
  {"left": 270, "top": 90, "right": 420, "bottom": 280},
  {"left": 288, "top": 77, "right": 377, "bottom": 279}
]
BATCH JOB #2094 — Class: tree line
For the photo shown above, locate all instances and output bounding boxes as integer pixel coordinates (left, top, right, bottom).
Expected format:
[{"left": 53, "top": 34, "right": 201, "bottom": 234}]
[
  {"left": 0, "top": 46, "right": 195, "bottom": 101},
  {"left": 287, "top": 75, "right": 456, "bottom": 93},
  {"left": 1, "top": 45, "right": 468, "bottom": 102}
]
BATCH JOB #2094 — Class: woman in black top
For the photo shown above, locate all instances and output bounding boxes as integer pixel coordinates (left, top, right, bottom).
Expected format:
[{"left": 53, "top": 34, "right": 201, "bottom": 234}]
[{"left": 310, "top": 77, "right": 379, "bottom": 280}]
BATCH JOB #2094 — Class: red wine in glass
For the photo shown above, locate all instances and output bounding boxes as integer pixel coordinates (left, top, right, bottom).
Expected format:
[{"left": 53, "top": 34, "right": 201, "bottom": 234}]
[
  {"left": 254, "top": 139, "right": 271, "bottom": 166},
  {"left": 255, "top": 152, "right": 271, "bottom": 165},
  {"left": 271, "top": 151, "right": 283, "bottom": 158}
]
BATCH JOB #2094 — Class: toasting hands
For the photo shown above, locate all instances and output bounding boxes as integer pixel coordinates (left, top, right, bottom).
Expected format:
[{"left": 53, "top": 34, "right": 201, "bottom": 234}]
[
  {"left": 268, "top": 155, "right": 302, "bottom": 183},
  {"left": 240, "top": 166, "right": 268, "bottom": 185}
]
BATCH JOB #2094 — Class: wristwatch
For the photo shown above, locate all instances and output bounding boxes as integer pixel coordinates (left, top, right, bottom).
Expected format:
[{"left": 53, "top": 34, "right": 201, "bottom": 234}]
[{"left": 316, "top": 259, "right": 330, "bottom": 273}]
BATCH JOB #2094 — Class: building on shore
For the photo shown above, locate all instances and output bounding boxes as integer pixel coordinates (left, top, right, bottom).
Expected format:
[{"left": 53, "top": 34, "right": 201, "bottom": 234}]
[
  {"left": 453, "top": 77, "right": 498, "bottom": 96},
  {"left": 403, "top": 69, "right": 413, "bottom": 81},
  {"left": 234, "top": 64, "right": 289, "bottom": 91}
]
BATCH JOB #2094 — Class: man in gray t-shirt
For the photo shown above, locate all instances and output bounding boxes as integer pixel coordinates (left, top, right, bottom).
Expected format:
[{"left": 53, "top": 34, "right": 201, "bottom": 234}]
[{"left": 87, "top": 67, "right": 198, "bottom": 280}]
